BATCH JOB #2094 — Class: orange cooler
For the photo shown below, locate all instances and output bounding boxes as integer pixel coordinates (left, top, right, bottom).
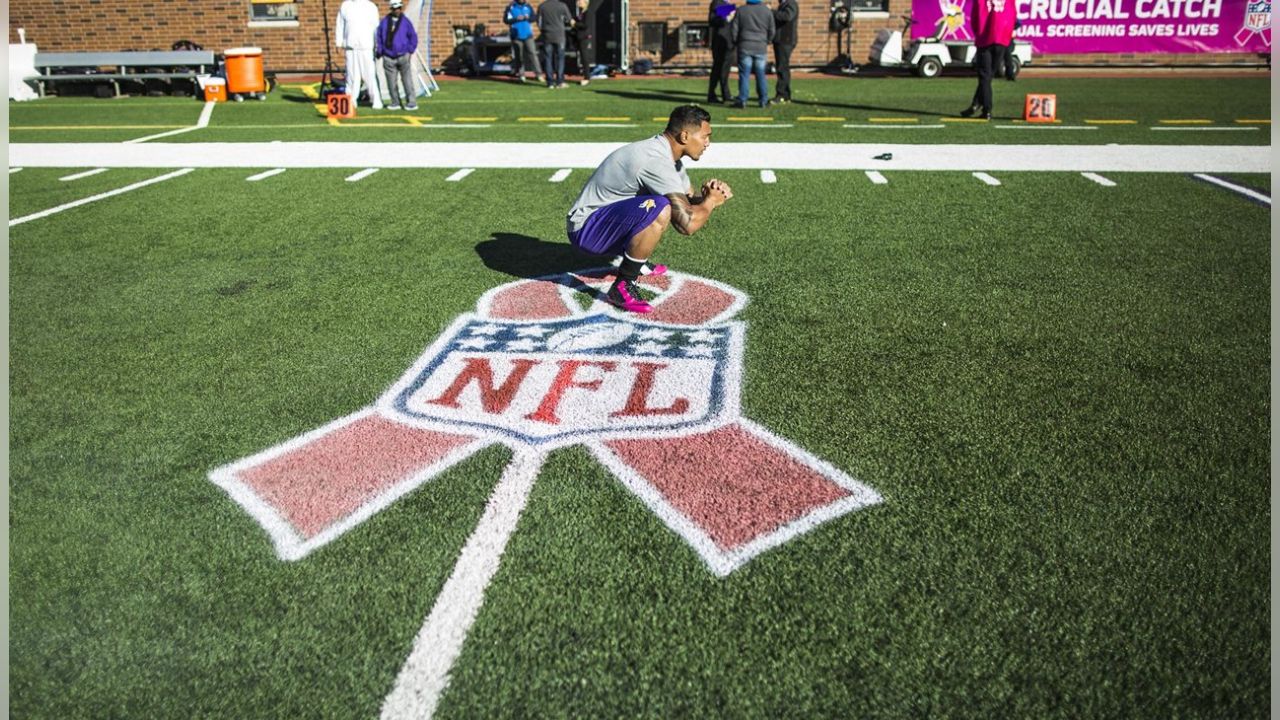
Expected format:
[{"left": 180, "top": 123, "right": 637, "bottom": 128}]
[
  {"left": 203, "top": 77, "right": 227, "bottom": 102},
  {"left": 224, "top": 47, "right": 266, "bottom": 93}
]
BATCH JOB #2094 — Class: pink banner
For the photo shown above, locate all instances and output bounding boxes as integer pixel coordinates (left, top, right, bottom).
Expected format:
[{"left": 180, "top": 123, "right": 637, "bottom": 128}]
[{"left": 911, "top": 0, "right": 1271, "bottom": 53}]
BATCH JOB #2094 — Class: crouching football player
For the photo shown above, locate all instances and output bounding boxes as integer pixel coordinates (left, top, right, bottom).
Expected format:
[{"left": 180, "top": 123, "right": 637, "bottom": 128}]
[{"left": 565, "top": 104, "right": 734, "bottom": 313}]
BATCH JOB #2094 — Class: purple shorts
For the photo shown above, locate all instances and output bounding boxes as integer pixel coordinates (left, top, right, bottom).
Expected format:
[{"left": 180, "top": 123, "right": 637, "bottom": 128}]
[{"left": 569, "top": 195, "right": 670, "bottom": 256}]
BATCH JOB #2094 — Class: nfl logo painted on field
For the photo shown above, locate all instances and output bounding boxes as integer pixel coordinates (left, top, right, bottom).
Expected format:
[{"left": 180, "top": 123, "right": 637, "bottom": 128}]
[
  {"left": 382, "top": 313, "right": 741, "bottom": 446},
  {"left": 210, "top": 268, "right": 882, "bottom": 576}
]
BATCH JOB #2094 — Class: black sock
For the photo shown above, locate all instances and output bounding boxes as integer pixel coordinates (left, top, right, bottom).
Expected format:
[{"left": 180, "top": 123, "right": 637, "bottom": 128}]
[{"left": 617, "top": 255, "right": 645, "bottom": 283}]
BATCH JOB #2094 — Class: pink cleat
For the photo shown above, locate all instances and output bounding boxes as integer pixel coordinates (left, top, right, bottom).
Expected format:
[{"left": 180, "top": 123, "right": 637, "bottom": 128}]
[{"left": 606, "top": 278, "right": 653, "bottom": 313}]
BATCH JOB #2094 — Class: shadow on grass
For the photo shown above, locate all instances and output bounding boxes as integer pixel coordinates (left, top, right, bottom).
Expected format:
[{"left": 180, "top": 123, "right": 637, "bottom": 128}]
[
  {"left": 476, "top": 232, "right": 600, "bottom": 280},
  {"left": 476, "top": 232, "right": 615, "bottom": 304}
]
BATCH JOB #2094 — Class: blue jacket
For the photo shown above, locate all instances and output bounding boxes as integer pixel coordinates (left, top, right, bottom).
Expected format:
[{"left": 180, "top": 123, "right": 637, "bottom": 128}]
[
  {"left": 376, "top": 14, "right": 419, "bottom": 57},
  {"left": 504, "top": 1, "right": 536, "bottom": 40}
]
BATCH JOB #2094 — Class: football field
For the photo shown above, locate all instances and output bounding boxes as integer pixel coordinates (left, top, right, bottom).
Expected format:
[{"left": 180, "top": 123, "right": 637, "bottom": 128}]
[{"left": 7, "top": 75, "right": 1272, "bottom": 718}]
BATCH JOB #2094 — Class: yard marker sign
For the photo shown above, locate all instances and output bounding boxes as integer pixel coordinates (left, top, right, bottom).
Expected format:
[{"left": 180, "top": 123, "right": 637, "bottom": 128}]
[{"left": 210, "top": 269, "right": 882, "bottom": 716}]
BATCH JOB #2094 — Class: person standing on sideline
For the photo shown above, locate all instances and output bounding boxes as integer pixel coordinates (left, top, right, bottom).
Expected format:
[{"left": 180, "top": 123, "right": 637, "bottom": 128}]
[
  {"left": 335, "top": 0, "right": 383, "bottom": 108},
  {"left": 707, "top": 0, "right": 736, "bottom": 104},
  {"left": 538, "top": 0, "right": 573, "bottom": 88},
  {"left": 566, "top": 105, "right": 734, "bottom": 314},
  {"left": 375, "top": 0, "right": 419, "bottom": 110},
  {"left": 960, "top": 0, "right": 1015, "bottom": 118},
  {"left": 1003, "top": 18, "right": 1022, "bottom": 80},
  {"left": 732, "top": 0, "right": 775, "bottom": 108},
  {"left": 771, "top": 0, "right": 798, "bottom": 103},
  {"left": 504, "top": 0, "right": 544, "bottom": 83}
]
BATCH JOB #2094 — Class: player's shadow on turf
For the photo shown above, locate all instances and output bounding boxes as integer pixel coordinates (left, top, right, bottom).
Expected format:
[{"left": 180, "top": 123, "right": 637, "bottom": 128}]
[{"left": 476, "top": 233, "right": 600, "bottom": 280}]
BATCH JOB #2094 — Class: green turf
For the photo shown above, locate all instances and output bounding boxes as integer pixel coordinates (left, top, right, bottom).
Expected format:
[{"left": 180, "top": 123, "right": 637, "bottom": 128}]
[
  {"left": 9, "top": 76, "right": 1271, "bottom": 145},
  {"left": 8, "top": 164, "right": 1269, "bottom": 717}
]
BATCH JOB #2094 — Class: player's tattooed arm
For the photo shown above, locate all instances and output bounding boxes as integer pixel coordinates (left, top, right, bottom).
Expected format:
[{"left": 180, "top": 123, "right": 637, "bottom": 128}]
[{"left": 666, "top": 181, "right": 730, "bottom": 235}]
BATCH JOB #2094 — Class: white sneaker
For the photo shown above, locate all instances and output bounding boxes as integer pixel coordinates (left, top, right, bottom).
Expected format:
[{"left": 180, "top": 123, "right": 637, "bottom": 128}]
[
  {"left": 386, "top": 104, "right": 401, "bottom": 110},
  {"left": 405, "top": 104, "right": 418, "bottom": 110}
]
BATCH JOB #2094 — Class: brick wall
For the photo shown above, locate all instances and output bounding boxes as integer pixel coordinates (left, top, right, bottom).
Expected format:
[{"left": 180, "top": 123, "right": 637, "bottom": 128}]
[{"left": 8, "top": 0, "right": 1263, "bottom": 72}]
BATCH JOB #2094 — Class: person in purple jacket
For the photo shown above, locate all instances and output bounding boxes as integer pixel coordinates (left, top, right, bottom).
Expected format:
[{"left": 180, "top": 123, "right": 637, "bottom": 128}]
[
  {"left": 376, "top": 0, "right": 419, "bottom": 111},
  {"left": 960, "top": 0, "right": 1015, "bottom": 119}
]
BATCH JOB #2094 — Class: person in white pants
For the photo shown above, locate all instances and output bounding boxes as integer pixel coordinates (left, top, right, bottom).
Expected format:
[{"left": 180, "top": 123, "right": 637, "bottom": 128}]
[{"left": 335, "top": 0, "right": 383, "bottom": 108}]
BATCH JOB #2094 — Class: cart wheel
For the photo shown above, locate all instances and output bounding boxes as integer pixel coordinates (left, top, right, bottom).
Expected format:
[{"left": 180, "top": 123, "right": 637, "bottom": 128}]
[
  {"left": 918, "top": 57, "right": 942, "bottom": 78},
  {"left": 257, "top": 92, "right": 267, "bottom": 101},
  {"left": 233, "top": 93, "right": 245, "bottom": 102},
  {"left": 1007, "top": 56, "right": 1022, "bottom": 80}
]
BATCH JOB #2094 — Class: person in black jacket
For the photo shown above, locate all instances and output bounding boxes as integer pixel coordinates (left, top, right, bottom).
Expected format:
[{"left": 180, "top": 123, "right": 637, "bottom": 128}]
[
  {"left": 772, "top": 0, "right": 798, "bottom": 103},
  {"left": 707, "top": 0, "right": 736, "bottom": 104}
]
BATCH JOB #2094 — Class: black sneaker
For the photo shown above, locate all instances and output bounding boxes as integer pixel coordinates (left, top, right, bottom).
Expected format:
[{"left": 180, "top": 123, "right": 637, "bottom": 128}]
[{"left": 960, "top": 105, "right": 980, "bottom": 118}]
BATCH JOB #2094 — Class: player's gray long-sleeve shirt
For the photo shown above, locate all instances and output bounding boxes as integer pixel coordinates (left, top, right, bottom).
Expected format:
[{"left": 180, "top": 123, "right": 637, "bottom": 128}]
[{"left": 567, "top": 135, "right": 691, "bottom": 233}]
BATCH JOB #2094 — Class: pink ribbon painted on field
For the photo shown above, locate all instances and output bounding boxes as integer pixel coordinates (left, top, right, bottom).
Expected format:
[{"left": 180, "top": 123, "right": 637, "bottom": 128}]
[{"left": 210, "top": 270, "right": 881, "bottom": 574}]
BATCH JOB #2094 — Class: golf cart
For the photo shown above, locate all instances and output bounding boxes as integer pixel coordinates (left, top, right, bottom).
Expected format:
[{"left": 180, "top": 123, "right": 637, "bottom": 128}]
[{"left": 869, "top": 14, "right": 1032, "bottom": 78}]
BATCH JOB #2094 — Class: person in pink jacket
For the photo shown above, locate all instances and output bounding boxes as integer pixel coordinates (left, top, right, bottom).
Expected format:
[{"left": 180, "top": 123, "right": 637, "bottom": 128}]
[{"left": 961, "top": 0, "right": 1016, "bottom": 119}]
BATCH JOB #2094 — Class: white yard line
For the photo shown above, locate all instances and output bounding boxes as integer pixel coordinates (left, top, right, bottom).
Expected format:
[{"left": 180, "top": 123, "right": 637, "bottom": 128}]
[
  {"left": 973, "top": 172, "right": 1002, "bottom": 186},
  {"left": 123, "top": 126, "right": 202, "bottom": 143},
  {"left": 59, "top": 168, "right": 108, "bottom": 181},
  {"left": 10, "top": 168, "right": 194, "bottom": 227},
  {"left": 446, "top": 168, "right": 475, "bottom": 182},
  {"left": 722, "top": 124, "right": 794, "bottom": 128},
  {"left": 548, "top": 168, "right": 572, "bottom": 182},
  {"left": 760, "top": 169, "right": 777, "bottom": 184},
  {"left": 124, "top": 101, "right": 217, "bottom": 144},
  {"left": 246, "top": 168, "right": 287, "bottom": 182},
  {"left": 9, "top": 143, "right": 1271, "bottom": 173},
  {"left": 1192, "top": 173, "right": 1271, "bottom": 206},
  {"left": 865, "top": 170, "right": 888, "bottom": 185},
  {"left": 549, "top": 123, "right": 635, "bottom": 128},
  {"left": 9, "top": 168, "right": 23, "bottom": 174},
  {"left": 345, "top": 168, "right": 380, "bottom": 182},
  {"left": 843, "top": 124, "right": 945, "bottom": 129},
  {"left": 1082, "top": 172, "right": 1116, "bottom": 187},
  {"left": 380, "top": 449, "right": 545, "bottom": 720}
]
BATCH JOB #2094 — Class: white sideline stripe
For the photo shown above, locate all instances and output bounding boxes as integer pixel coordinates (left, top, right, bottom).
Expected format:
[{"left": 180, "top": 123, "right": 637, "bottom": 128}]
[
  {"left": 1193, "top": 173, "right": 1271, "bottom": 206},
  {"left": 8, "top": 143, "right": 1271, "bottom": 172},
  {"left": 724, "top": 123, "right": 794, "bottom": 128},
  {"left": 549, "top": 123, "right": 635, "bottom": 128},
  {"left": 59, "top": 168, "right": 108, "bottom": 181},
  {"left": 995, "top": 125, "right": 1098, "bottom": 130},
  {"left": 548, "top": 168, "right": 572, "bottom": 182},
  {"left": 124, "top": 126, "right": 201, "bottom": 143},
  {"left": 1082, "top": 172, "right": 1116, "bottom": 187},
  {"left": 197, "top": 100, "right": 216, "bottom": 127},
  {"left": 843, "top": 124, "right": 944, "bottom": 129},
  {"left": 246, "top": 168, "right": 286, "bottom": 182},
  {"left": 9, "top": 168, "right": 194, "bottom": 227},
  {"left": 973, "top": 172, "right": 1001, "bottom": 186},
  {"left": 346, "top": 168, "right": 379, "bottom": 182},
  {"left": 10, "top": 168, "right": 24, "bottom": 174},
  {"left": 865, "top": 170, "right": 888, "bottom": 185},
  {"left": 1152, "top": 126, "right": 1259, "bottom": 132},
  {"left": 760, "top": 169, "right": 777, "bottom": 184},
  {"left": 124, "top": 102, "right": 216, "bottom": 144},
  {"left": 446, "top": 168, "right": 474, "bottom": 181},
  {"left": 381, "top": 448, "right": 545, "bottom": 720}
]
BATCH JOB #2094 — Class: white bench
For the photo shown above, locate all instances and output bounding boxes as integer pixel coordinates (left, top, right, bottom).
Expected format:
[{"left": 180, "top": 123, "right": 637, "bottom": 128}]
[{"left": 33, "top": 50, "right": 217, "bottom": 97}]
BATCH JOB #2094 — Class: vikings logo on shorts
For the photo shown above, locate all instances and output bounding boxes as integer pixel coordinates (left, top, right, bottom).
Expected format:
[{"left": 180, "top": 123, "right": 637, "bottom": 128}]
[{"left": 209, "top": 269, "right": 882, "bottom": 575}]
